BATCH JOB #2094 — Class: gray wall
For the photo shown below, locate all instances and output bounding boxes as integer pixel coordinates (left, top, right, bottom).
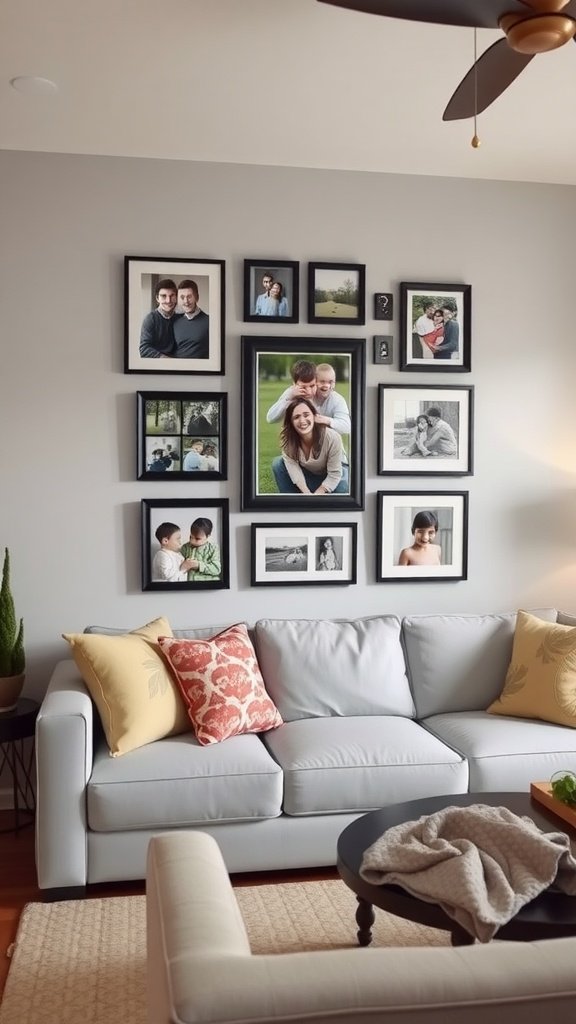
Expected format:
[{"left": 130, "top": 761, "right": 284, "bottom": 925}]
[{"left": 1, "top": 150, "right": 575, "bottom": 702}]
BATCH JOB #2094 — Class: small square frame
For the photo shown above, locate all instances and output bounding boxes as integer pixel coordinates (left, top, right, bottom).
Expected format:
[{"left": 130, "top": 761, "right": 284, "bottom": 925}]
[
  {"left": 137, "top": 391, "right": 227, "bottom": 481},
  {"left": 141, "top": 498, "right": 229, "bottom": 591},
  {"left": 373, "top": 336, "right": 393, "bottom": 365},
  {"left": 243, "top": 259, "right": 299, "bottom": 323},
  {"left": 400, "top": 281, "right": 471, "bottom": 372},
  {"left": 251, "top": 522, "right": 357, "bottom": 586},
  {"left": 374, "top": 292, "right": 393, "bottom": 320},
  {"left": 376, "top": 490, "right": 468, "bottom": 582},
  {"left": 307, "top": 261, "right": 366, "bottom": 325}
]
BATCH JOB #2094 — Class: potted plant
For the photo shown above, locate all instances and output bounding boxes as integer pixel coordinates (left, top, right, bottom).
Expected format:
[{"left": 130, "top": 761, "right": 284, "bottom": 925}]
[{"left": 0, "top": 547, "right": 25, "bottom": 712}]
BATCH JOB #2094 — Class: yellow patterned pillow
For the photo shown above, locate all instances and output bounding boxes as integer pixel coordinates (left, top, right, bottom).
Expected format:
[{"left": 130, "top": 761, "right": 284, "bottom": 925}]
[
  {"left": 63, "top": 617, "right": 189, "bottom": 756},
  {"left": 487, "top": 610, "right": 576, "bottom": 727}
]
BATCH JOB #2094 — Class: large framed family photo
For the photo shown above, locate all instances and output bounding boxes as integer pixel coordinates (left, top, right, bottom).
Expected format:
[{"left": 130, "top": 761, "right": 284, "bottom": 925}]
[
  {"left": 124, "top": 255, "right": 225, "bottom": 375},
  {"left": 376, "top": 491, "right": 468, "bottom": 582},
  {"left": 251, "top": 522, "right": 357, "bottom": 587},
  {"left": 399, "top": 282, "right": 471, "bottom": 372},
  {"left": 377, "top": 384, "right": 473, "bottom": 476},
  {"left": 141, "top": 498, "right": 229, "bottom": 591},
  {"left": 241, "top": 337, "right": 365, "bottom": 511},
  {"left": 307, "top": 262, "right": 366, "bottom": 325},
  {"left": 243, "top": 259, "right": 299, "bottom": 323},
  {"left": 137, "top": 392, "right": 227, "bottom": 481}
]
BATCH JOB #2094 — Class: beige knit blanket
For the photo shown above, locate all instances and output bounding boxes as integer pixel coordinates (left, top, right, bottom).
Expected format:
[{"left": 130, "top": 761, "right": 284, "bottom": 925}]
[{"left": 360, "top": 803, "right": 576, "bottom": 942}]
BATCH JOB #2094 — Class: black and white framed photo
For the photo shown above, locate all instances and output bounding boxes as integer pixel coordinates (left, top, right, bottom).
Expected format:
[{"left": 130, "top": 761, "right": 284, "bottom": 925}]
[
  {"left": 373, "top": 335, "right": 393, "bottom": 365},
  {"left": 307, "top": 262, "right": 366, "bottom": 325},
  {"left": 243, "top": 259, "right": 299, "bottom": 323},
  {"left": 376, "top": 491, "right": 468, "bottom": 582},
  {"left": 137, "top": 392, "right": 227, "bottom": 481},
  {"left": 251, "top": 522, "right": 357, "bottom": 586},
  {"left": 241, "top": 336, "right": 365, "bottom": 511},
  {"left": 124, "top": 255, "right": 225, "bottom": 375},
  {"left": 141, "top": 498, "right": 229, "bottom": 591},
  {"left": 399, "top": 282, "right": 471, "bottom": 372},
  {"left": 374, "top": 292, "right": 393, "bottom": 321},
  {"left": 377, "top": 384, "right": 473, "bottom": 476}
]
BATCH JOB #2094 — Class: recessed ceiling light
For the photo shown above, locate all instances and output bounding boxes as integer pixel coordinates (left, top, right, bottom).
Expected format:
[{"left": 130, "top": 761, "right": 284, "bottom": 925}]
[{"left": 10, "top": 76, "right": 58, "bottom": 96}]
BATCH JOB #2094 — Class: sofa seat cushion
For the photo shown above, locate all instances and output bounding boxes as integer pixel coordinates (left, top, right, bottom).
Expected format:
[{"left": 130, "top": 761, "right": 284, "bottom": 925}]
[
  {"left": 87, "top": 731, "right": 283, "bottom": 832},
  {"left": 261, "top": 717, "right": 467, "bottom": 816},
  {"left": 423, "top": 711, "right": 576, "bottom": 791},
  {"left": 254, "top": 616, "right": 414, "bottom": 722},
  {"left": 402, "top": 609, "right": 558, "bottom": 719}
]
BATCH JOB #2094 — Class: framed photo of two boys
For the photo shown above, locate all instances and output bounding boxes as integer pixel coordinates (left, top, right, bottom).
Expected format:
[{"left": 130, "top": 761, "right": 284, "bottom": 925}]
[{"left": 241, "top": 337, "right": 365, "bottom": 511}]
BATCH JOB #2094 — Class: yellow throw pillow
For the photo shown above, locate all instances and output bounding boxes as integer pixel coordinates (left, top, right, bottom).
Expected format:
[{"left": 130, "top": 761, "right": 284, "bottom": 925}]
[
  {"left": 487, "top": 610, "right": 576, "bottom": 727},
  {"left": 62, "top": 617, "right": 189, "bottom": 756}
]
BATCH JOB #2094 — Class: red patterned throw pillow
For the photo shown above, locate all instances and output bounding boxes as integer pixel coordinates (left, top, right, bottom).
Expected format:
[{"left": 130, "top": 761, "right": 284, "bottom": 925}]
[{"left": 158, "top": 624, "right": 283, "bottom": 745}]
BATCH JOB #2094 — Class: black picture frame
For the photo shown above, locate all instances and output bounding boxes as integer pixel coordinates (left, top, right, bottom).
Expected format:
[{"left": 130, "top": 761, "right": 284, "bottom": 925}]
[
  {"left": 241, "top": 336, "right": 365, "bottom": 511},
  {"left": 124, "top": 255, "right": 225, "bottom": 375},
  {"left": 307, "top": 261, "right": 366, "bottom": 325},
  {"left": 137, "top": 391, "right": 227, "bottom": 481},
  {"left": 243, "top": 259, "right": 299, "bottom": 323},
  {"left": 373, "top": 335, "right": 393, "bottom": 365},
  {"left": 399, "top": 282, "right": 471, "bottom": 373},
  {"left": 376, "top": 491, "right": 468, "bottom": 583},
  {"left": 141, "top": 498, "right": 229, "bottom": 591},
  {"left": 251, "top": 522, "right": 357, "bottom": 587},
  {"left": 377, "top": 384, "right": 474, "bottom": 476},
  {"left": 374, "top": 292, "right": 393, "bottom": 320}
]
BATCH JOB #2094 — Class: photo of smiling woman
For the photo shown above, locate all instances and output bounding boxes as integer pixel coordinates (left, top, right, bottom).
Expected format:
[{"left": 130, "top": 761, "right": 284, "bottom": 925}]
[{"left": 271, "top": 398, "right": 350, "bottom": 495}]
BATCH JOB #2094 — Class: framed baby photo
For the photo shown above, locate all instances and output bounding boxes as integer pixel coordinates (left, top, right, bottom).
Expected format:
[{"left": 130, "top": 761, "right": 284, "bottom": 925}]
[
  {"left": 377, "top": 384, "right": 473, "bottom": 476},
  {"left": 240, "top": 336, "right": 365, "bottom": 512},
  {"left": 137, "top": 391, "right": 227, "bottom": 481},
  {"left": 243, "top": 259, "right": 299, "bottom": 323},
  {"left": 251, "top": 522, "right": 357, "bottom": 587},
  {"left": 399, "top": 282, "right": 471, "bottom": 373},
  {"left": 376, "top": 491, "right": 468, "bottom": 582},
  {"left": 124, "top": 255, "right": 225, "bottom": 375},
  {"left": 307, "top": 262, "right": 366, "bottom": 325},
  {"left": 141, "top": 498, "right": 230, "bottom": 591}
]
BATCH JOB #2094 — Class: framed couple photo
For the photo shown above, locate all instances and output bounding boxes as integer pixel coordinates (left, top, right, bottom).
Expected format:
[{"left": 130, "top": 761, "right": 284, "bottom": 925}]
[
  {"left": 251, "top": 522, "right": 357, "bottom": 587},
  {"left": 141, "top": 498, "right": 229, "bottom": 591},
  {"left": 241, "top": 336, "right": 365, "bottom": 511},
  {"left": 376, "top": 491, "right": 468, "bottom": 583},
  {"left": 399, "top": 282, "right": 471, "bottom": 372},
  {"left": 137, "top": 391, "right": 227, "bottom": 481},
  {"left": 243, "top": 259, "right": 299, "bottom": 323},
  {"left": 377, "top": 384, "right": 474, "bottom": 476}
]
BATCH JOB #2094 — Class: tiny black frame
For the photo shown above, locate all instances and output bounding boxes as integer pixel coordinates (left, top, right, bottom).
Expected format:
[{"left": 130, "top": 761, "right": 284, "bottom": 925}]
[
  {"left": 243, "top": 259, "right": 299, "bottom": 323},
  {"left": 141, "top": 498, "right": 229, "bottom": 591},
  {"left": 241, "top": 336, "right": 365, "bottom": 511},
  {"left": 307, "top": 261, "right": 366, "bottom": 325},
  {"left": 399, "top": 281, "right": 471, "bottom": 373},
  {"left": 377, "top": 384, "right": 473, "bottom": 476},
  {"left": 376, "top": 490, "right": 468, "bottom": 582},
  {"left": 137, "top": 391, "right": 227, "bottom": 481},
  {"left": 251, "top": 522, "right": 357, "bottom": 586},
  {"left": 124, "top": 255, "right": 225, "bottom": 375},
  {"left": 374, "top": 292, "right": 393, "bottom": 320}
]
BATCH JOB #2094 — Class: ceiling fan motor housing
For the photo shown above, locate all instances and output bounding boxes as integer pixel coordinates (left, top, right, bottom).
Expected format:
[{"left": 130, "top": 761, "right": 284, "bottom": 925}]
[{"left": 499, "top": 12, "right": 576, "bottom": 53}]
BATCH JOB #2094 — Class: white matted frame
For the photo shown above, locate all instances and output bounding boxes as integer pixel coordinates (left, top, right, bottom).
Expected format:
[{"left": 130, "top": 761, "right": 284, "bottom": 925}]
[
  {"left": 376, "top": 491, "right": 468, "bottom": 582},
  {"left": 251, "top": 522, "right": 357, "bottom": 586},
  {"left": 378, "top": 384, "right": 473, "bottom": 476},
  {"left": 399, "top": 281, "right": 471, "bottom": 372}
]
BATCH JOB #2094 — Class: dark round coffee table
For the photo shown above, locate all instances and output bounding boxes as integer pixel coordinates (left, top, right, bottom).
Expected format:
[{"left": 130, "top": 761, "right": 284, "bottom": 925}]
[{"left": 337, "top": 792, "right": 576, "bottom": 946}]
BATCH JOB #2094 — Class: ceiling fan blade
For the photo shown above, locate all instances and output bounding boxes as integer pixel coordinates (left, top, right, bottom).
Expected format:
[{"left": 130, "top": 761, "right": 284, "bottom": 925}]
[
  {"left": 316, "top": 0, "right": 533, "bottom": 30},
  {"left": 443, "top": 38, "right": 534, "bottom": 120}
]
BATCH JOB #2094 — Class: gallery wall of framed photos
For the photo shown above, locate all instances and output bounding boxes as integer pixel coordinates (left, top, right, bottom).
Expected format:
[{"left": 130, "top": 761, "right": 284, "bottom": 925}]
[{"left": 124, "top": 254, "right": 472, "bottom": 590}]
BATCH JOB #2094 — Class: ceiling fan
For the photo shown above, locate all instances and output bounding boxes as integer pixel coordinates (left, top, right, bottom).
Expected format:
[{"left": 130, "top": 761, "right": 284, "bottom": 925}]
[{"left": 317, "top": 1, "right": 576, "bottom": 120}]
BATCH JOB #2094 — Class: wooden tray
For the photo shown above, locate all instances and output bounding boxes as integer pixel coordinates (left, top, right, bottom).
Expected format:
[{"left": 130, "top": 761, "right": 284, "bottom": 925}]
[{"left": 531, "top": 781, "right": 576, "bottom": 830}]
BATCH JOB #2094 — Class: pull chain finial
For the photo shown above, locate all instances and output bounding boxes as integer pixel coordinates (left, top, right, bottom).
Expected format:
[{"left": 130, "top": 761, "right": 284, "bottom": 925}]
[{"left": 471, "top": 28, "right": 481, "bottom": 148}]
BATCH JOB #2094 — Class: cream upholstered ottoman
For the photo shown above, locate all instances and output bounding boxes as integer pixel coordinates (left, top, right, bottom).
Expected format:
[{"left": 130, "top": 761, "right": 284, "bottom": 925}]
[{"left": 146, "top": 831, "right": 576, "bottom": 1024}]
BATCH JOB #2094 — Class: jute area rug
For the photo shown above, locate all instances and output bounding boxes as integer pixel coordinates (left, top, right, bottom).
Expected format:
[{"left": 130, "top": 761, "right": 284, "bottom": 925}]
[{"left": 0, "top": 879, "right": 449, "bottom": 1024}]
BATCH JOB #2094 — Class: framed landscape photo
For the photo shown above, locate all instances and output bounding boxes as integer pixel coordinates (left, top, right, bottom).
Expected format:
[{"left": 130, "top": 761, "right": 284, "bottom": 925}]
[
  {"left": 307, "top": 262, "right": 365, "bottom": 325},
  {"left": 137, "top": 391, "right": 227, "bottom": 481},
  {"left": 251, "top": 522, "right": 357, "bottom": 586},
  {"left": 243, "top": 259, "right": 299, "bottom": 323},
  {"left": 376, "top": 491, "right": 468, "bottom": 582},
  {"left": 124, "top": 255, "right": 225, "bottom": 375},
  {"left": 241, "top": 336, "right": 365, "bottom": 511},
  {"left": 141, "top": 498, "right": 229, "bottom": 591},
  {"left": 399, "top": 282, "right": 471, "bottom": 372},
  {"left": 378, "top": 384, "right": 473, "bottom": 476}
]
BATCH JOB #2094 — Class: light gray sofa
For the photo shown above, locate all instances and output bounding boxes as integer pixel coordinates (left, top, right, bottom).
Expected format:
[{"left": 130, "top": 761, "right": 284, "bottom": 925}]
[{"left": 36, "top": 608, "right": 576, "bottom": 898}]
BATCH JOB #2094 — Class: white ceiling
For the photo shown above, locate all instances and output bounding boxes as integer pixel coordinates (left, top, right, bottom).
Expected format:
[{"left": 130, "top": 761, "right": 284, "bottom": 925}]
[{"left": 3, "top": 0, "right": 576, "bottom": 185}]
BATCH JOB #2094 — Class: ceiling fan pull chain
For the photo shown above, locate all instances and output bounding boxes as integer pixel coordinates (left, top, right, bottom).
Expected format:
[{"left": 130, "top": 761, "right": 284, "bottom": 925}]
[{"left": 471, "top": 28, "right": 481, "bottom": 148}]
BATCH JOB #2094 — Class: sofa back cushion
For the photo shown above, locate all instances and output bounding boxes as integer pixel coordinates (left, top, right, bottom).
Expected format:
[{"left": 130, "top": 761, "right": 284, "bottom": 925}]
[
  {"left": 403, "top": 609, "right": 558, "bottom": 719},
  {"left": 253, "top": 616, "right": 414, "bottom": 722}
]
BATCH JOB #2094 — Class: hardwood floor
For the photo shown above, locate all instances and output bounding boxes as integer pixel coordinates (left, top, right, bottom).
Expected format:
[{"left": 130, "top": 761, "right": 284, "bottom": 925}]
[{"left": 0, "top": 810, "right": 337, "bottom": 999}]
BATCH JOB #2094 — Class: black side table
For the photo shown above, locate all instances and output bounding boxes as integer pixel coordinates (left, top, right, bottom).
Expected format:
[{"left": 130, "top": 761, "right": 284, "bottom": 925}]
[{"left": 0, "top": 697, "right": 39, "bottom": 835}]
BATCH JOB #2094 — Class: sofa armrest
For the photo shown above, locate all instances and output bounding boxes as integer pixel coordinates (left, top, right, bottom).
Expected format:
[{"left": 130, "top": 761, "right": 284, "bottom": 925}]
[{"left": 35, "top": 660, "right": 94, "bottom": 892}]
